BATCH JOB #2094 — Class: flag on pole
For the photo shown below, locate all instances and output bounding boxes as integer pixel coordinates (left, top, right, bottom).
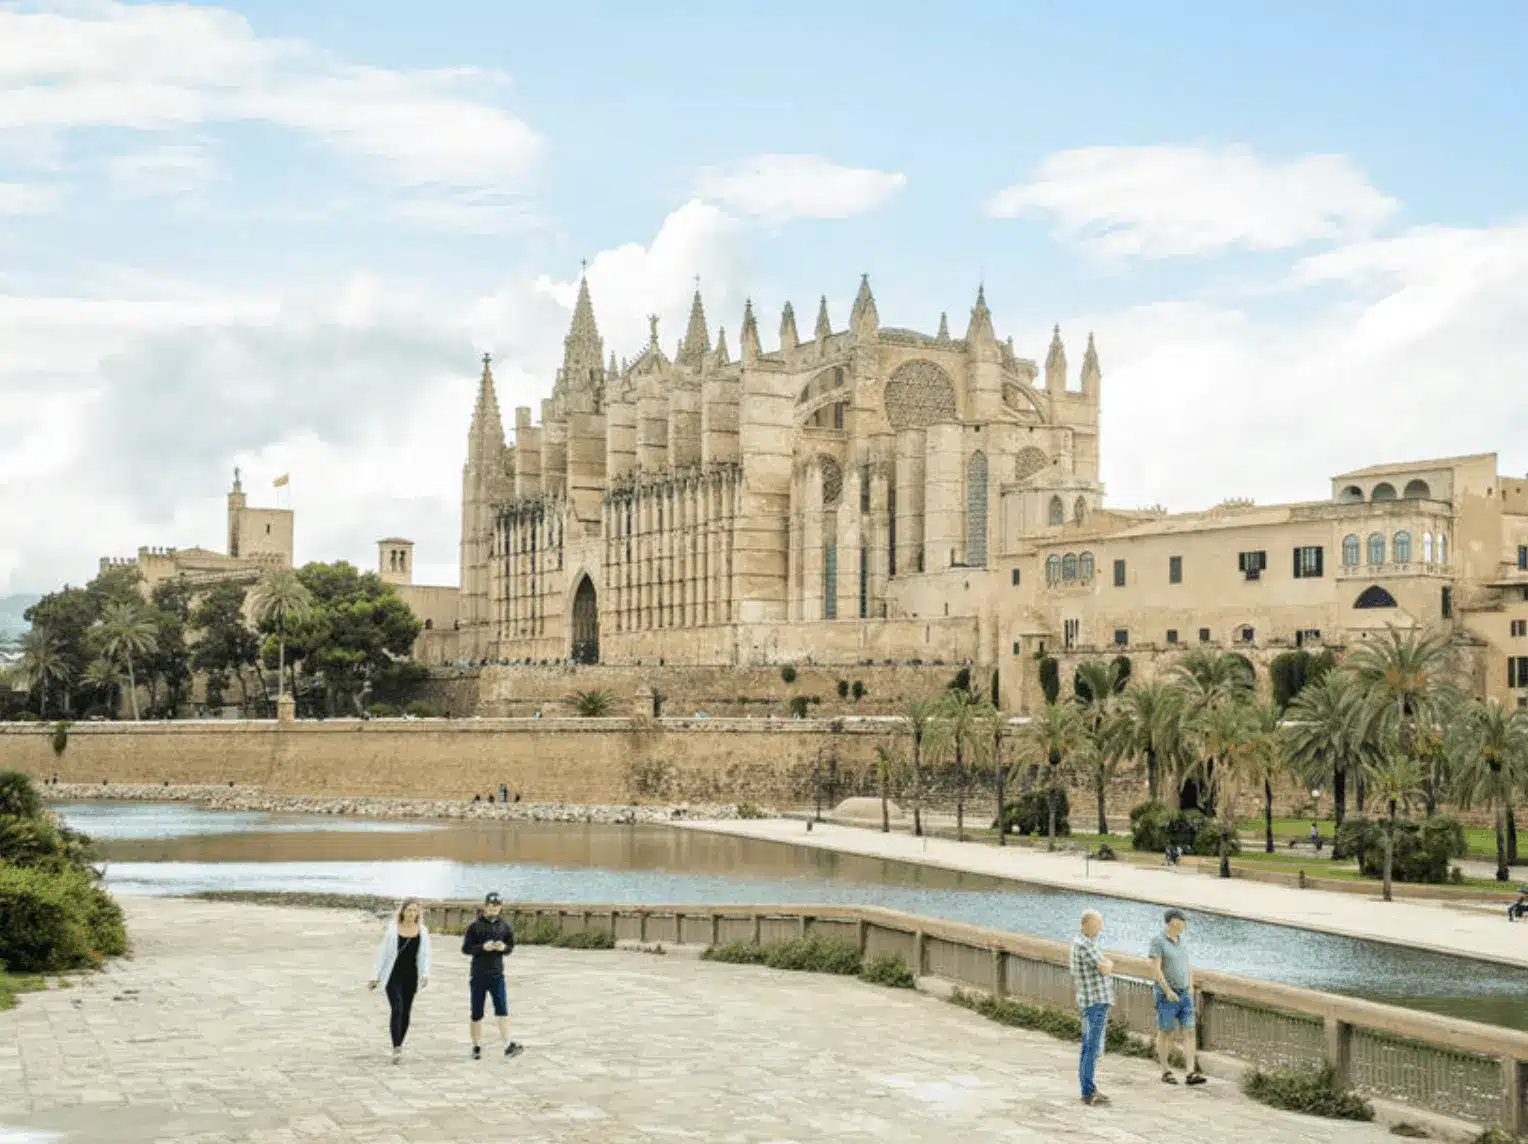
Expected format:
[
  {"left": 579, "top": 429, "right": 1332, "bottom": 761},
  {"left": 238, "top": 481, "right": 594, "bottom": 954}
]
[{"left": 273, "top": 474, "right": 290, "bottom": 488}]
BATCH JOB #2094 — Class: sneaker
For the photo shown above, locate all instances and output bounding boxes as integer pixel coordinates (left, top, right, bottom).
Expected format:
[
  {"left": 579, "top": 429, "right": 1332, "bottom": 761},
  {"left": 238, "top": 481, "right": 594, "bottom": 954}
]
[
  {"left": 1081, "top": 1091, "right": 1110, "bottom": 1106},
  {"left": 471, "top": 1045, "right": 482, "bottom": 1060},
  {"left": 1185, "top": 1071, "right": 1207, "bottom": 1086},
  {"left": 504, "top": 1042, "right": 524, "bottom": 1059}
]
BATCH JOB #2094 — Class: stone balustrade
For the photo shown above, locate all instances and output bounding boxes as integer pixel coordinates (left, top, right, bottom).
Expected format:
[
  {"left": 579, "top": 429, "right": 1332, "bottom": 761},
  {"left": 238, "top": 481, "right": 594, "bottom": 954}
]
[{"left": 423, "top": 898, "right": 1528, "bottom": 1135}]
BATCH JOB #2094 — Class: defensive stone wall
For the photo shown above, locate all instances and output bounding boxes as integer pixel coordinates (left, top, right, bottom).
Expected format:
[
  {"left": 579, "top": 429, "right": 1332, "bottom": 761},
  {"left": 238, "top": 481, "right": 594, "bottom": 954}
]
[{"left": 474, "top": 662, "right": 987, "bottom": 718}]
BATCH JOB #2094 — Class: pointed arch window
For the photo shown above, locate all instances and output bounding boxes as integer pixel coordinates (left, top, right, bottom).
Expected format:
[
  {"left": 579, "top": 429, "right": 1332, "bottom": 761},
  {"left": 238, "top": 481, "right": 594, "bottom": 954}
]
[
  {"left": 1079, "top": 552, "right": 1095, "bottom": 582},
  {"left": 1394, "top": 531, "right": 1412, "bottom": 563},
  {"left": 1438, "top": 534, "right": 1448, "bottom": 565},
  {"left": 1342, "top": 534, "right": 1360, "bottom": 566},
  {"left": 1048, "top": 496, "right": 1064, "bottom": 526},
  {"left": 1062, "top": 553, "right": 1078, "bottom": 581},
  {"left": 1355, "top": 585, "right": 1399, "bottom": 609},
  {"left": 1423, "top": 532, "right": 1433, "bottom": 563},
  {"left": 1073, "top": 496, "right": 1087, "bottom": 523},
  {"left": 1046, "top": 555, "right": 1062, "bottom": 585},
  {"left": 1367, "top": 533, "right": 1385, "bottom": 565},
  {"left": 966, "top": 451, "right": 989, "bottom": 567}
]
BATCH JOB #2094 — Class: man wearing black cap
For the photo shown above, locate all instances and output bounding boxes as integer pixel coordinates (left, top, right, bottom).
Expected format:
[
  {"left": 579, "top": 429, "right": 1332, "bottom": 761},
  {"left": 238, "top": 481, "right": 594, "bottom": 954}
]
[{"left": 461, "top": 891, "right": 522, "bottom": 1060}]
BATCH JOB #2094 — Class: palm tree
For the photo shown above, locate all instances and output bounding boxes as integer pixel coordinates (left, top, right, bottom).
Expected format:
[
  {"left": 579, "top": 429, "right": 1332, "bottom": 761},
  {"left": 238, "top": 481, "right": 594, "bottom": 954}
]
[
  {"left": 1246, "top": 700, "right": 1284, "bottom": 854},
  {"left": 1349, "top": 625, "right": 1458, "bottom": 815},
  {"left": 1364, "top": 750, "right": 1426, "bottom": 902},
  {"left": 1110, "top": 680, "right": 1183, "bottom": 804},
  {"left": 1449, "top": 698, "right": 1528, "bottom": 882},
  {"left": 1171, "top": 648, "right": 1257, "bottom": 815},
  {"left": 1282, "top": 670, "right": 1366, "bottom": 828},
  {"left": 973, "top": 702, "right": 1015, "bottom": 846},
  {"left": 1017, "top": 701, "right": 1083, "bottom": 849},
  {"left": 94, "top": 602, "right": 159, "bottom": 721},
  {"left": 82, "top": 656, "right": 126, "bottom": 717},
  {"left": 21, "top": 626, "right": 72, "bottom": 719},
  {"left": 251, "top": 570, "right": 314, "bottom": 703},
  {"left": 1184, "top": 697, "right": 1263, "bottom": 877},
  {"left": 874, "top": 744, "right": 898, "bottom": 834},
  {"left": 933, "top": 689, "right": 983, "bottom": 841},
  {"left": 1075, "top": 660, "right": 1124, "bottom": 834},
  {"left": 902, "top": 696, "right": 939, "bottom": 837}
]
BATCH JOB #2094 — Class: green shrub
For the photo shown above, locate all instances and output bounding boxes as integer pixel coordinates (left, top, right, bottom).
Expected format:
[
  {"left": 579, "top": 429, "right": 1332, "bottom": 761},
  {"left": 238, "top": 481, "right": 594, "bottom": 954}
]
[
  {"left": 1242, "top": 1065, "right": 1374, "bottom": 1121},
  {"left": 851, "top": 680, "right": 867, "bottom": 701},
  {"left": 735, "top": 803, "right": 767, "bottom": 820},
  {"left": 0, "top": 770, "right": 44, "bottom": 819},
  {"left": 859, "top": 953, "right": 915, "bottom": 989},
  {"left": 572, "top": 690, "right": 615, "bottom": 718},
  {"left": 788, "top": 696, "right": 811, "bottom": 719},
  {"left": 1130, "top": 800, "right": 1173, "bottom": 851},
  {"left": 1335, "top": 816, "right": 1460, "bottom": 884},
  {"left": 555, "top": 929, "right": 615, "bottom": 950},
  {"left": 0, "top": 815, "right": 96, "bottom": 871},
  {"left": 403, "top": 700, "right": 441, "bottom": 718},
  {"left": 998, "top": 790, "right": 1070, "bottom": 837},
  {"left": 1130, "top": 803, "right": 1235, "bottom": 857},
  {"left": 836, "top": 679, "right": 850, "bottom": 698},
  {"left": 368, "top": 701, "right": 399, "bottom": 717},
  {"left": 51, "top": 721, "right": 70, "bottom": 757},
  {"left": 780, "top": 665, "right": 797, "bottom": 683},
  {"left": 703, "top": 935, "right": 863, "bottom": 976},
  {"left": 1037, "top": 657, "right": 1060, "bottom": 705},
  {"left": 0, "top": 971, "right": 45, "bottom": 1011},
  {"left": 1387, "top": 1123, "right": 1429, "bottom": 1139},
  {"left": 949, "top": 987, "right": 1150, "bottom": 1057},
  {"left": 1469, "top": 1130, "right": 1527, "bottom": 1144},
  {"left": 513, "top": 918, "right": 563, "bottom": 945},
  {"left": 0, "top": 865, "right": 127, "bottom": 973}
]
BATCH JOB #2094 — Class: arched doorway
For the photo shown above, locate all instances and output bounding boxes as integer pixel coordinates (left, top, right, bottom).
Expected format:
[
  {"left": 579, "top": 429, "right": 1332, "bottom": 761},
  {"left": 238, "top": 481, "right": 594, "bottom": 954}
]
[{"left": 571, "top": 575, "right": 599, "bottom": 664}]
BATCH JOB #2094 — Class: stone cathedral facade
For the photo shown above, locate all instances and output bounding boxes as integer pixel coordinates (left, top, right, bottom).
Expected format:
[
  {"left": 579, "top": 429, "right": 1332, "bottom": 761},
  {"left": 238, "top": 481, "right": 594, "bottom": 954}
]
[{"left": 452, "top": 274, "right": 1104, "bottom": 687}]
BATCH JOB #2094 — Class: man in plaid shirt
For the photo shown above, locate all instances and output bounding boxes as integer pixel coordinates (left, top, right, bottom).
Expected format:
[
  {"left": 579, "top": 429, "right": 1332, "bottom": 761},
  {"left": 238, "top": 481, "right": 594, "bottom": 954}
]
[{"left": 1069, "top": 910, "right": 1115, "bottom": 1105}]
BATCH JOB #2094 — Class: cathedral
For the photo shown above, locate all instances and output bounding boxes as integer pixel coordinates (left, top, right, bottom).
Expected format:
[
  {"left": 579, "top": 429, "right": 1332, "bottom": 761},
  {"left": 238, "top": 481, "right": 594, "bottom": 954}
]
[{"left": 452, "top": 274, "right": 1102, "bottom": 680}]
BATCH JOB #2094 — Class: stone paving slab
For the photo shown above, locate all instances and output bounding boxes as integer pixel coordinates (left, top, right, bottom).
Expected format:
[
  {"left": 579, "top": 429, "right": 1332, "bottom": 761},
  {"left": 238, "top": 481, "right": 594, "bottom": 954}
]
[
  {"left": 681, "top": 818, "right": 1528, "bottom": 969},
  {"left": 0, "top": 897, "right": 1401, "bottom": 1143}
]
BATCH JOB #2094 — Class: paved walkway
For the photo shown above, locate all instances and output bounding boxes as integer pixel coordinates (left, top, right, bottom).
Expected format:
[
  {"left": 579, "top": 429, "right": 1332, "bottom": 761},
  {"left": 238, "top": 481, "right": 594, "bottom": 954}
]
[
  {"left": 680, "top": 819, "right": 1528, "bottom": 969},
  {"left": 0, "top": 898, "right": 1402, "bottom": 1144}
]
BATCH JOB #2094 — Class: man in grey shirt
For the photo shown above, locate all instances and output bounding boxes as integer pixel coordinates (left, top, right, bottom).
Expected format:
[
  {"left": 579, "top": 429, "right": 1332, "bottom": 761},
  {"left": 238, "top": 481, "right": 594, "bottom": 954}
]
[{"left": 1148, "top": 908, "right": 1205, "bottom": 1086}]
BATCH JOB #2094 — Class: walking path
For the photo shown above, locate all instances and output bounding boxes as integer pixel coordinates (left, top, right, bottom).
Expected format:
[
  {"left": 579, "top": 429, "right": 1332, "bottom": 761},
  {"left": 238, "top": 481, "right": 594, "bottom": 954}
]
[
  {"left": 0, "top": 897, "right": 1403, "bottom": 1144},
  {"left": 679, "top": 819, "right": 1528, "bottom": 969}
]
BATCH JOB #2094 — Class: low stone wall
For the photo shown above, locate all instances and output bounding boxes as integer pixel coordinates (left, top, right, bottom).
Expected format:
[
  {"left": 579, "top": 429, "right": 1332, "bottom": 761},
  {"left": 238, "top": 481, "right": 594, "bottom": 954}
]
[{"left": 425, "top": 898, "right": 1528, "bottom": 1135}]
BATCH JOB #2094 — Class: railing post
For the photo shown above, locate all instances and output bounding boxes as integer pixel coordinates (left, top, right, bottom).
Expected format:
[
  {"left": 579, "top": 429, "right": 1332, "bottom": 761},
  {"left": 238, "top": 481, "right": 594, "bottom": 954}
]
[
  {"left": 799, "top": 914, "right": 810, "bottom": 937},
  {"left": 856, "top": 919, "right": 867, "bottom": 957},
  {"left": 992, "top": 949, "right": 1006, "bottom": 997},
  {"left": 752, "top": 913, "right": 762, "bottom": 945},
  {"left": 638, "top": 910, "right": 649, "bottom": 942},
  {"left": 1194, "top": 987, "right": 1208, "bottom": 1052},
  {"left": 1324, "top": 1015, "right": 1353, "bottom": 1087},
  {"left": 913, "top": 930, "right": 925, "bottom": 976},
  {"left": 710, "top": 914, "right": 720, "bottom": 946},
  {"left": 1504, "top": 1056, "right": 1527, "bottom": 1137},
  {"left": 581, "top": 909, "right": 590, "bottom": 934},
  {"left": 675, "top": 912, "right": 685, "bottom": 943}
]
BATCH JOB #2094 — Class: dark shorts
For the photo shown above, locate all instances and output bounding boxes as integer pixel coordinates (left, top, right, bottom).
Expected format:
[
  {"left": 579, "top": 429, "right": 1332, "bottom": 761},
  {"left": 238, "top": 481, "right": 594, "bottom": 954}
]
[
  {"left": 1154, "top": 987, "right": 1195, "bottom": 1031},
  {"left": 470, "top": 975, "right": 508, "bottom": 1021}
]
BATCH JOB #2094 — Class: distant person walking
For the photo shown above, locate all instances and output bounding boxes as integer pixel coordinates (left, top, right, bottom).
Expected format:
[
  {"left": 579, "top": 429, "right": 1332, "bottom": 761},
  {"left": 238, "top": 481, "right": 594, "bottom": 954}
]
[
  {"left": 1149, "top": 908, "right": 1205, "bottom": 1086},
  {"left": 461, "top": 891, "right": 523, "bottom": 1060},
  {"left": 369, "top": 899, "right": 430, "bottom": 1063},
  {"left": 1068, "top": 910, "right": 1115, "bottom": 1106},
  {"left": 499, "top": 783, "right": 508, "bottom": 803}
]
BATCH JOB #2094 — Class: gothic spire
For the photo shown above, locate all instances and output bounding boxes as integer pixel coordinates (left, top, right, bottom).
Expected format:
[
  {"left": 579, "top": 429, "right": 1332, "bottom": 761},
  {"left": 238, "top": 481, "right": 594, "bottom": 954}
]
[
  {"left": 936, "top": 312, "right": 950, "bottom": 343},
  {"left": 560, "top": 272, "right": 604, "bottom": 393},
  {"left": 814, "top": 295, "right": 832, "bottom": 341},
  {"left": 741, "top": 298, "right": 761, "bottom": 361},
  {"left": 1081, "top": 331, "right": 1101, "bottom": 390},
  {"left": 965, "top": 281, "right": 994, "bottom": 343},
  {"left": 1044, "top": 324, "right": 1067, "bottom": 391},
  {"left": 779, "top": 301, "right": 798, "bottom": 350},
  {"left": 677, "top": 284, "right": 711, "bottom": 368},
  {"left": 849, "top": 274, "right": 878, "bottom": 331},
  {"left": 468, "top": 352, "right": 505, "bottom": 459},
  {"left": 714, "top": 326, "right": 730, "bottom": 365}
]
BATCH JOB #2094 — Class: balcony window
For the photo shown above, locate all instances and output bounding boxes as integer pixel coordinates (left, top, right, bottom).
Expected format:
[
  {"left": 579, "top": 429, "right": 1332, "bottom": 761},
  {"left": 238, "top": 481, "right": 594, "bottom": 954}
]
[
  {"left": 1079, "top": 552, "right": 1095, "bottom": 582},
  {"left": 1046, "top": 555, "right": 1061, "bottom": 585},
  {"left": 1113, "top": 558, "right": 1127, "bottom": 587},
  {"left": 1342, "top": 534, "right": 1359, "bottom": 566},
  {"left": 1394, "top": 531, "right": 1412, "bottom": 563},
  {"left": 1293, "top": 546, "right": 1324, "bottom": 579},
  {"left": 1169, "top": 555, "right": 1182, "bottom": 584},
  {"left": 1062, "top": 553, "right": 1078, "bottom": 582},
  {"left": 1423, "top": 532, "right": 1433, "bottom": 563},
  {"left": 1438, "top": 535, "right": 1448, "bottom": 565},
  {"left": 1368, "top": 533, "right": 1385, "bottom": 565}
]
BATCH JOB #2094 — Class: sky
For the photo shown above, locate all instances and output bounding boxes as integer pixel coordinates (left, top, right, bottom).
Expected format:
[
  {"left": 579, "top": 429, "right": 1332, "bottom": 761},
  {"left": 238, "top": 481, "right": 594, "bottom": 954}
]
[{"left": 2, "top": 0, "right": 1527, "bottom": 595}]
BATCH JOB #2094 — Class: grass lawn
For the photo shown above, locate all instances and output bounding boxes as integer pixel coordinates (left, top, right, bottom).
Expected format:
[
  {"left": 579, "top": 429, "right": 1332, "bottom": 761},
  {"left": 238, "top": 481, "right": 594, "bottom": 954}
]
[{"left": 1242, "top": 816, "right": 1520, "bottom": 860}]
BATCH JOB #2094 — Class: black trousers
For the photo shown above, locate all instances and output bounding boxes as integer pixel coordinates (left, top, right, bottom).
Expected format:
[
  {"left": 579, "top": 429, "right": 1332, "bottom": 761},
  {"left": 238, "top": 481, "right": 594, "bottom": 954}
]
[{"left": 386, "top": 972, "right": 418, "bottom": 1048}]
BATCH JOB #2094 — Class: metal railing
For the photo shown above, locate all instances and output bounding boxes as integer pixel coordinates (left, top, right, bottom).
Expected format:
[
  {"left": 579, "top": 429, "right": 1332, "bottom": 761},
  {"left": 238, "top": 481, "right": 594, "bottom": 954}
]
[{"left": 423, "top": 899, "right": 1528, "bottom": 1134}]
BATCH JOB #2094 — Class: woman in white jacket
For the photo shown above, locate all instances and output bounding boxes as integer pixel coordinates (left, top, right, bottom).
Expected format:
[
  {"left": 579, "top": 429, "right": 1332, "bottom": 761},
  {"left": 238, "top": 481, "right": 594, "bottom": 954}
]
[{"left": 369, "top": 899, "right": 430, "bottom": 1062}]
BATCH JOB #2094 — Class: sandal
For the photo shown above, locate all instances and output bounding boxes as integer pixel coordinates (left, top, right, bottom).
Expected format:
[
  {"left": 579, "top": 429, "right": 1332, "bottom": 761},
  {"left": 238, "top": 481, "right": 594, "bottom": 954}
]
[
  {"left": 1161, "top": 1071, "right": 1178, "bottom": 1084},
  {"left": 1185, "top": 1071, "right": 1207, "bottom": 1086}
]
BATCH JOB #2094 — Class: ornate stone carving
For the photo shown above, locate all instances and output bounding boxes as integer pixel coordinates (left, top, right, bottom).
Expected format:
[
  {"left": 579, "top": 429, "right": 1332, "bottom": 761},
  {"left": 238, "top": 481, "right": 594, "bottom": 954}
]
[
  {"left": 1014, "top": 446, "right": 1050, "bottom": 481},
  {"left": 820, "top": 455, "right": 843, "bottom": 507},
  {"left": 882, "top": 360, "right": 957, "bottom": 431}
]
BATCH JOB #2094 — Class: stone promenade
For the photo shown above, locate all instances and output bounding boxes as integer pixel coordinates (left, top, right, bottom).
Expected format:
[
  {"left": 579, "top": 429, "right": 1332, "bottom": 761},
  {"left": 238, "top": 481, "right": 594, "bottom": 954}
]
[
  {"left": 682, "top": 818, "right": 1528, "bottom": 969},
  {"left": 0, "top": 898, "right": 1402, "bottom": 1144}
]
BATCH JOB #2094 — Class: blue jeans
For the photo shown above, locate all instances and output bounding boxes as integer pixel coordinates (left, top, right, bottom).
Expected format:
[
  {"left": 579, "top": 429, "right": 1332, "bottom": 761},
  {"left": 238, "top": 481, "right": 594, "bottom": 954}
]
[{"left": 1079, "top": 1003, "right": 1110, "bottom": 1097}]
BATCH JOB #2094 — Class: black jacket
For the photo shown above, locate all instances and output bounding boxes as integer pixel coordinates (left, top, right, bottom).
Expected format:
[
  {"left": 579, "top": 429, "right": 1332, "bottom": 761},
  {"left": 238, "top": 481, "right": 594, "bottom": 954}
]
[{"left": 461, "top": 915, "right": 515, "bottom": 979}]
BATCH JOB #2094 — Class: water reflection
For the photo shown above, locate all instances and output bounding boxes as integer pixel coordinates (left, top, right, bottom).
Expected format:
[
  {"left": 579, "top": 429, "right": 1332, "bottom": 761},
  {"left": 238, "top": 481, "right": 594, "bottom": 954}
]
[{"left": 55, "top": 802, "right": 1528, "bottom": 1033}]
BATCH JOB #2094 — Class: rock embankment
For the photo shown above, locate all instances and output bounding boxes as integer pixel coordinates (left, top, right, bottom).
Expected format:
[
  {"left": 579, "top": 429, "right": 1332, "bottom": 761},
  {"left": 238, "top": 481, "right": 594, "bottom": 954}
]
[{"left": 44, "top": 782, "right": 763, "bottom": 824}]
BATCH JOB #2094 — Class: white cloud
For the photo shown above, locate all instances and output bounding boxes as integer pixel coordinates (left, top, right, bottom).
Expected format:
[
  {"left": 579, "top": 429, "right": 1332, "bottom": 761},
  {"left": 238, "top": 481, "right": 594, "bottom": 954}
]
[
  {"left": 1078, "top": 220, "right": 1528, "bottom": 514},
  {"left": 105, "top": 142, "right": 221, "bottom": 197},
  {"left": 988, "top": 145, "right": 1397, "bottom": 258},
  {"left": 696, "top": 154, "right": 906, "bottom": 222},
  {"left": 0, "top": 202, "right": 745, "bottom": 595},
  {"left": 0, "top": 181, "right": 60, "bottom": 214},
  {"left": 0, "top": 1, "right": 542, "bottom": 192}
]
